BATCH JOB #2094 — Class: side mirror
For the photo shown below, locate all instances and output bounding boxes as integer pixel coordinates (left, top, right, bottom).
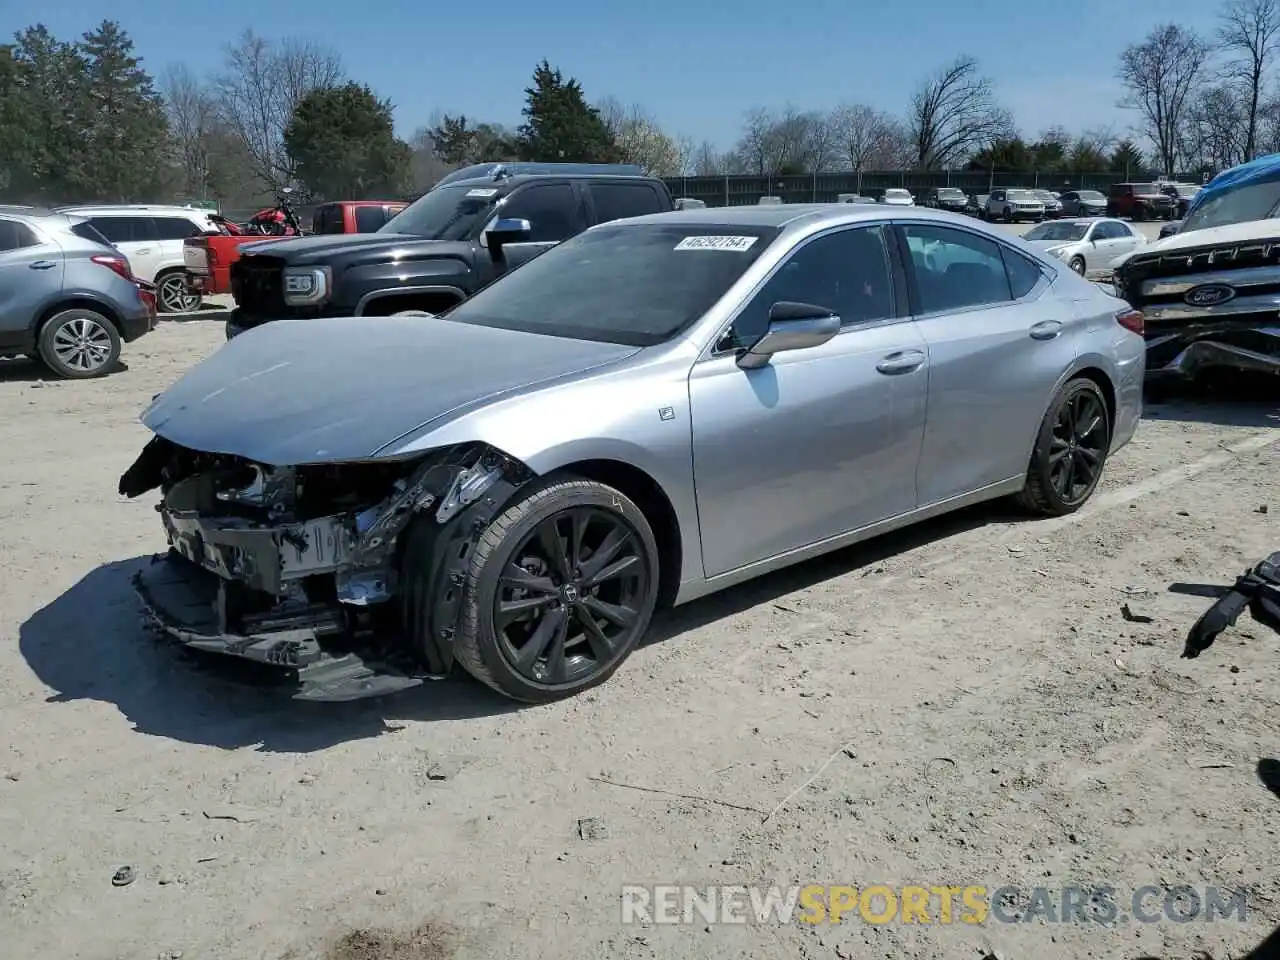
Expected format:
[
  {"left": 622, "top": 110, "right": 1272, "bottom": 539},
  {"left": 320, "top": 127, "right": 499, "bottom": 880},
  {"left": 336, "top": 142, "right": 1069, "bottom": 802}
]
[
  {"left": 482, "top": 217, "right": 533, "bottom": 256},
  {"left": 736, "top": 301, "right": 840, "bottom": 369}
]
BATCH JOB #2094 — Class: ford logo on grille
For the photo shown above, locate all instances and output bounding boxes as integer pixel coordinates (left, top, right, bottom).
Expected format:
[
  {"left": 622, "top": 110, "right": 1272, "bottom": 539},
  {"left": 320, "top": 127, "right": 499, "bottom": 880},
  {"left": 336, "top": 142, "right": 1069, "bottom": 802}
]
[{"left": 1184, "top": 283, "right": 1236, "bottom": 307}]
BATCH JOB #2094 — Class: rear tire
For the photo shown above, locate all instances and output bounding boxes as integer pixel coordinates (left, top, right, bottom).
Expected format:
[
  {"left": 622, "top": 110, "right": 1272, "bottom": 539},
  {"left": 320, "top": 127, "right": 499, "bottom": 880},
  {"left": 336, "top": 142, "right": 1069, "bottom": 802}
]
[
  {"left": 441, "top": 477, "right": 660, "bottom": 703},
  {"left": 1016, "top": 377, "right": 1111, "bottom": 517},
  {"left": 36, "top": 308, "right": 121, "bottom": 379},
  {"left": 155, "top": 270, "right": 201, "bottom": 315}
]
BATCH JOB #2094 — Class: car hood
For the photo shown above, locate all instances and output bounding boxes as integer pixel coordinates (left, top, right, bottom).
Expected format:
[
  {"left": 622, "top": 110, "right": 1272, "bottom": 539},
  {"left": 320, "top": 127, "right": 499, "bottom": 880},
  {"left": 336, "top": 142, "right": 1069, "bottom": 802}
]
[
  {"left": 1113, "top": 218, "right": 1280, "bottom": 269},
  {"left": 140, "top": 315, "right": 640, "bottom": 466},
  {"left": 237, "top": 233, "right": 474, "bottom": 265}
]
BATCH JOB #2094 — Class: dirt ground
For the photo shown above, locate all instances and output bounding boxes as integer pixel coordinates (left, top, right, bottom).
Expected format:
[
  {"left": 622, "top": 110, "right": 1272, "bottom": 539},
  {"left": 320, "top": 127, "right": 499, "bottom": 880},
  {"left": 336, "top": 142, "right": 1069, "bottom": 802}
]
[{"left": 2, "top": 305, "right": 1279, "bottom": 960}]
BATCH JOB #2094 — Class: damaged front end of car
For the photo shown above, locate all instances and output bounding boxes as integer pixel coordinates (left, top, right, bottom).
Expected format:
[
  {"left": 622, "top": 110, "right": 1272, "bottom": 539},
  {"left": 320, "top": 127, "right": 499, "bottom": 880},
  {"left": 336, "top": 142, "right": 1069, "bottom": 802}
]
[
  {"left": 118, "top": 437, "right": 532, "bottom": 701},
  {"left": 1113, "top": 239, "right": 1280, "bottom": 380}
]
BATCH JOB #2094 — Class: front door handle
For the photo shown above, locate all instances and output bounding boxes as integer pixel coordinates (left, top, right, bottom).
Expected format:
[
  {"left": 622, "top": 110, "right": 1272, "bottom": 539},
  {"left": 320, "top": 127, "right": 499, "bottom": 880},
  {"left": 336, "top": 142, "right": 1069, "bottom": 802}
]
[
  {"left": 29, "top": 260, "right": 57, "bottom": 270},
  {"left": 876, "top": 349, "right": 926, "bottom": 374},
  {"left": 1029, "top": 320, "right": 1063, "bottom": 340}
]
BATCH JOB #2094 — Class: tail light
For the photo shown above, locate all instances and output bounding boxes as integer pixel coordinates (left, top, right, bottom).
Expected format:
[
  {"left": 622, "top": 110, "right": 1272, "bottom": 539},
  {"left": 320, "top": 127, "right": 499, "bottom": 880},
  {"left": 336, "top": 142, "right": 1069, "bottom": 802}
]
[
  {"left": 207, "top": 243, "right": 219, "bottom": 269},
  {"left": 1115, "top": 308, "right": 1144, "bottom": 335},
  {"left": 91, "top": 254, "right": 133, "bottom": 282}
]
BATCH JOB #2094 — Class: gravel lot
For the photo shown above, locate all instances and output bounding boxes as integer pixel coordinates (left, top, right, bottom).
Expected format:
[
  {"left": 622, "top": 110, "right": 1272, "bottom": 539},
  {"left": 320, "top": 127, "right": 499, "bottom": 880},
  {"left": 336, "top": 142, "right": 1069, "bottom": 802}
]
[{"left": 3, "top": 218, "right": 1279, "bottom": 960}]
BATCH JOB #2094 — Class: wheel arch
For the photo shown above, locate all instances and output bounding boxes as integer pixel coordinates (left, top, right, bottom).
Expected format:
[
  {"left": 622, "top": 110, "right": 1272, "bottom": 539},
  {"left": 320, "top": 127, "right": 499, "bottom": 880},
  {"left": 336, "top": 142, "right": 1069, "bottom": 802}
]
[
  {"left": 541, "top": 457, "right": 684, "bottom": 608},
  {"left": 35, "top": 298, "right": 124, "bottom": 339}
]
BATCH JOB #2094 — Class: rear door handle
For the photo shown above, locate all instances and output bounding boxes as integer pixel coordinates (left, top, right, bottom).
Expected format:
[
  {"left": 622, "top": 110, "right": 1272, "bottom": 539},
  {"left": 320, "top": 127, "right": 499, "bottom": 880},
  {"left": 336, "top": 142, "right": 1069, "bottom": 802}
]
[
  {"left": 1029, "top": 320, "right": 1063, "bottom": 340},
  {"left": 133, "top": 247, "right": 153, "bottom": 255},
  {"left": 876, "top": 349, "right": 926, "bottom": 374},
  {"left": 29, "top": 260, "right": 57, "bottom": 270}
]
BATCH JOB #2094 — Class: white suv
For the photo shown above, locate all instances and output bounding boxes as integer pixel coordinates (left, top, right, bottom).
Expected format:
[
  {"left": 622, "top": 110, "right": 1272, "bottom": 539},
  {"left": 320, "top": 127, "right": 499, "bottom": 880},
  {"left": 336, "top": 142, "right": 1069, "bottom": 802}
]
[{"left": 55, "top": 205, "right": 219, "bottom": 314}]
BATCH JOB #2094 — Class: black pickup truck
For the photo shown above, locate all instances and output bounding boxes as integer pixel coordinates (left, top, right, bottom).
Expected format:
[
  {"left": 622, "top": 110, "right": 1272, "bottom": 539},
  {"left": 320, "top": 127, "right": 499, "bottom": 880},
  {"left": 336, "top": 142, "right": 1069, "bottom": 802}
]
[{"left": 226, "top": 162, "right": 675, "bottom": 338}]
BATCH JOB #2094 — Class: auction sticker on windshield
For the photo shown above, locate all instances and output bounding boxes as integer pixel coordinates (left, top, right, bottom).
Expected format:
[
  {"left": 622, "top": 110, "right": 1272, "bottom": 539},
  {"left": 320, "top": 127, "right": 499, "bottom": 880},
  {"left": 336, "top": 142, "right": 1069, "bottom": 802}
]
[{"left": 674, "top": 236, "right": 759, "bottom": 251}]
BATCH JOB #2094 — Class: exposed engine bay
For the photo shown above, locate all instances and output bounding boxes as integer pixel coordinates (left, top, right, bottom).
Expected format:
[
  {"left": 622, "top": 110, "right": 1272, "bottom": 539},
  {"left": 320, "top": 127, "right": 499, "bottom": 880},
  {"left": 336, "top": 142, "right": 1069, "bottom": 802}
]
[{"left": 118, "top": 437, "right": 531, "bottom": 701}]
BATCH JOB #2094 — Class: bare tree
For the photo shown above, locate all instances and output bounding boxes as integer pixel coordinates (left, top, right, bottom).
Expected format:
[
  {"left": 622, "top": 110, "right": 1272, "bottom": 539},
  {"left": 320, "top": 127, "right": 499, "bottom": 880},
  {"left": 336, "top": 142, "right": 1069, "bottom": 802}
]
[
  {"left": 161, "top": 63, "right": 216, "bottom": 196},
  {"left": 594, "top": 98, "right": 683, "bottom": 175},
  {"left": 674, "top": 134, "right": 695, "bottom": 176},
  {"left": 690, "top": 140, "right": 725, "bottom": 176},
  {"left": 213, "top": 31, "right": 343, "bottom": 190},
  {"left": 908, "top": 57, "right": 1011, "bottom": 169},
  {"left": 734, "top": 106, "right": 829, "bottom": 176},
  {"left": 1117, "top": 24, "right": 1208, "bottom": 176},
  {"left": 830, "top": 103, "right": 909, "bottom": 186},
  {"left": 1183, "top": 85, "right": 1247, "bottom": 169},
  {"left": 1218, "top": 0, "right": 1280, "bottom": 160}
]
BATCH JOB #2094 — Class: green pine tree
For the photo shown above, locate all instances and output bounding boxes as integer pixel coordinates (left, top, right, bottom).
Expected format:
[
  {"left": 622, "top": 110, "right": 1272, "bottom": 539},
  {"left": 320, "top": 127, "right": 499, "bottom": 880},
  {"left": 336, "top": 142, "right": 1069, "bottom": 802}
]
[{"left": 515, "top": 61, "right": 619, "bottom": 163}]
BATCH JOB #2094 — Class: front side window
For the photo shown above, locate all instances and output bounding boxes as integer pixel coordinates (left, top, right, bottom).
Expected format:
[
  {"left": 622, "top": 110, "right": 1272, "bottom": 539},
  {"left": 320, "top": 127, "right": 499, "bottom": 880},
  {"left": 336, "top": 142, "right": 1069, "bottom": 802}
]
[
  {"left": 902, "top": 224, "right": 1012, "bottom": 313},
  {"left": 153, "top": 216, "right": 201, "bottom": 241},
  {"left": 446, "top": 222, "right": 778, "bottom": 346},
  {"left": 723, "top": 226, "right": 895, "bottom": 350},
  {"left": 495, "top": 183, "right": 587, "bottom": 243}
]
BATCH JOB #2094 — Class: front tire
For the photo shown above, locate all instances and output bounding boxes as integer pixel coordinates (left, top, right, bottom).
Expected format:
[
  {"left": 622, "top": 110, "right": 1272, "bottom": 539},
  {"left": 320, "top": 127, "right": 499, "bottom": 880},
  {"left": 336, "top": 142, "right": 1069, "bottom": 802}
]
[
  {"left": 36, "top": 308, "right": 121, "bottom": 379},
  {"left": 1068, "top": 255, "right": 1087, "bottom": 275},
  {"left": 1017, "top": 378, "right": 1111, "bottom": 517},
  {"left": 446, "top": 477, "right": 660, "bottom": 703}
]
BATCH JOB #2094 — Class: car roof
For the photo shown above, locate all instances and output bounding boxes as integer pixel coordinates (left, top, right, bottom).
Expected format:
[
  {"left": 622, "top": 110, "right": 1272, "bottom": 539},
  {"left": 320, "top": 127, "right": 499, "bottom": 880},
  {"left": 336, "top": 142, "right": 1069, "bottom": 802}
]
[
  {"left": 617, "top": 203, "right": 1008, "bottom": 232},
  {"left": 55, "top": 204, "right": 212, "bottom": 215},
  {"left": 0, "top": 204, "right": 55, "bottom": 218}
]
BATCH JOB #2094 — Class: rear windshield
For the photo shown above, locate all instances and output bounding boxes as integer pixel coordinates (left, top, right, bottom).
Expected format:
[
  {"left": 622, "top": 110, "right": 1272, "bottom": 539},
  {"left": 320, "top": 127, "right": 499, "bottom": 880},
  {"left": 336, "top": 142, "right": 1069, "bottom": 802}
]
[
  {"left": 1077, "top": 190, "right": 1105, "bottom": 201},
  {"left": 938, "top": 188, "right": 965, "bottom": 197},
  {"left": 1131, "top": 183, "right": 1160, "bottom": 194},
  {"left": 446, "top": 223, "right": 778, "bottom": 346}
]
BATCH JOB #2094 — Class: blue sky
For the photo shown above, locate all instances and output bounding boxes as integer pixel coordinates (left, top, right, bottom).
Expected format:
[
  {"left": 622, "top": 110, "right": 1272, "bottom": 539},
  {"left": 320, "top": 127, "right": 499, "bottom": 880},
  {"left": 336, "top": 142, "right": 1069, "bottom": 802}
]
[{"left": 5, "top": 0, "right": 1223, "bottom": 151}]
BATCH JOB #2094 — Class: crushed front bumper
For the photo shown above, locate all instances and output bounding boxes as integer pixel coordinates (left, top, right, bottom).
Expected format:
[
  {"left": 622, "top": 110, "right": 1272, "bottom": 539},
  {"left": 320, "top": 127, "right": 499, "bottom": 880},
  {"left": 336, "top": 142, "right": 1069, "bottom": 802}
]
[
  {"left": 133, "top": 552, "right": 425, "bottom": 702},
  {"left": 1145, "top": 323, "right": 1280, "bottom": 380}
]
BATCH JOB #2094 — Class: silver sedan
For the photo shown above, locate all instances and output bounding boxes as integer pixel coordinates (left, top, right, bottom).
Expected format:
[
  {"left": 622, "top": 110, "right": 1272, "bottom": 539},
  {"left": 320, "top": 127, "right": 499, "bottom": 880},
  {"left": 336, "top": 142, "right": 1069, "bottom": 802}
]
[{"left": 119, "top": 205, "right": 1146, "bottom": 703}]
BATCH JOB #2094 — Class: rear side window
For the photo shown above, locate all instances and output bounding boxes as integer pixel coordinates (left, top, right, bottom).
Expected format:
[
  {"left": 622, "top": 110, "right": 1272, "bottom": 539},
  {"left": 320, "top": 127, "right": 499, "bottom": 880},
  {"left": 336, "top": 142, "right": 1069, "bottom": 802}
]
[
  {"left": 71, "top": 221, "right": 113, "bottom": 247},
  {"left": 590, "top": 182, "right": 664, "bottom": 224},
  {"left": 354, "top": 206, "right": 387, "bottom": 232},
  {"left": 153, "top": 216, "right": 201, "bottom": 240},
  {"left": 90, "top": 216, "right": 158, "bottom": 243},
  {"left": 313, "top": 205, "right": 345, "bottom": 234},
  {"left": 1002, "top": 247, "right": 1046, "bottom": 299},
  {"left": 902, "top": 224, "right": 1013, "bottom": 313},
  {"left": 0, "top": 219, "right": 39, "bottom": 251}
]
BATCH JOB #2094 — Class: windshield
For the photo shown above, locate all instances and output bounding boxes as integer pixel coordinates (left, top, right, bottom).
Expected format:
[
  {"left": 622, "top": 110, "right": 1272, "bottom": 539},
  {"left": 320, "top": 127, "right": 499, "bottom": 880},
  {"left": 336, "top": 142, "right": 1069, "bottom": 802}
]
[
  {"left": 1025, "top": 222, "right": 1089, "bottom": 242},
  {"left": 1175, "top": 185, "right": 1200, "bottom": 197},
  {"left": 378, "top": 184, "right": 498, "bottom": 240},
  {"left": 938, "top": 188, "right": 964, "bottom": 197},
  {"left": 1131, "top": 183, "right": 1160, "bottom": 194},
  {"left": 446, "top": 223, "right": 778, "bottom": 347},
  {"left": 1008, "top": 190, "right": 1034, "bottom": 201},
  {"left": 886, "top": 189, "right": 909, "bottom": 197},
  {"left": 1077, "top": 190, "right": 1105, "bottom": 201},
  {"left": 1033, "top": 190, "right": 1056, "bottom": 200},
  {"left": 1180, "top": 177, "right": 1280, "bottom": 233}
]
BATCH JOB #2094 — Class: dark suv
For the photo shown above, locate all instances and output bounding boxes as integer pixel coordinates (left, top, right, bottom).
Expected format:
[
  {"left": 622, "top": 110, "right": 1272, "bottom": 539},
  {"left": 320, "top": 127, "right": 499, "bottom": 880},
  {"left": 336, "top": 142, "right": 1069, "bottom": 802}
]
[
  {"left": 1106, "top": 183, "right": 1176, "bottom": 221},
  {"left": 227, "top": 162, "right": 674, "bottom": 338},
  {"left": 922, "top": 187, "right": 969, "bottom": 212}
]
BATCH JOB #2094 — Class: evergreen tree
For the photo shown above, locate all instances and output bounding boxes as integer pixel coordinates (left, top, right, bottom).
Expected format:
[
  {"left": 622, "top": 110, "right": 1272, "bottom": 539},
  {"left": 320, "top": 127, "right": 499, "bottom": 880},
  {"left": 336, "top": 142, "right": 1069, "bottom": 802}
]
[
  {"left": 284, "top": 82, "right": 412, "bottom": 199},
  {"left": 515, "top": 61, "right": 619, "bottom": 163}
]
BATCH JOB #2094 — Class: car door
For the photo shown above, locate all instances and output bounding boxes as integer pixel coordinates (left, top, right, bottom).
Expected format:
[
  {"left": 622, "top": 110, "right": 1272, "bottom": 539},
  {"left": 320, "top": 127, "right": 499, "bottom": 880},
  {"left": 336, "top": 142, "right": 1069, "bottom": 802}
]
[
  {"left": 897, "top": 221, "right": 1079, "bottom": 506},
  {"left": 483, "top": 181, "right": 588, "bottom": 273},
  {"left": 0, "top": 217, "right": 64, "bottom": 347},
  {"left": 151, "top": 215, "right": 202, "bottom": 273},
  {"left": 1099, "top": 220, "right": 1139, "bottom": 267},
  {"left": 688, "top": 223, "right": 929, "bottom": 578},
  {"left": 90, "top": 215, "right": 162, "bottom": 282}
]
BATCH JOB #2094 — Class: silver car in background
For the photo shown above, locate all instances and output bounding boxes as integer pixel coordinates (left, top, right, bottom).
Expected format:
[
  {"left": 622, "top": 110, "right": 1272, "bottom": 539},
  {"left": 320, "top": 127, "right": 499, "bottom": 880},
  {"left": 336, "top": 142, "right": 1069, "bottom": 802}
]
[
  {"left": 118, "top": 205, "right": 1144, "bottom": 704},
  {"left": 1059, "top": 189, "right": 1109, "bottom": 217},
  {"left": 1033, "top": 190, "right": 1064, "bottom": 218},
  {"left": 0, "top": 205, "right": 156, "bottom": 378},
  {"left": 986, "top": 188, "right": 1046, "bottom": 222},
  {"left": 881, "top": 188, "right": 915, "bottom": 206}
]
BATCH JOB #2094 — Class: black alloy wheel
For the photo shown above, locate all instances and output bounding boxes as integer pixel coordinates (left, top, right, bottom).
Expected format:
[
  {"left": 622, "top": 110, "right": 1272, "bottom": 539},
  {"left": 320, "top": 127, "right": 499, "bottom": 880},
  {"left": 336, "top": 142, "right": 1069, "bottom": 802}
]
[
  {"left": 1017, "top": 378, "right": 1111, "bottom": 516},
  {"left": 495, "top": 507, "right": 650, "bottom": 686},
  {"left": 448, "top": 477, "right": 660, "bottom": 702}
]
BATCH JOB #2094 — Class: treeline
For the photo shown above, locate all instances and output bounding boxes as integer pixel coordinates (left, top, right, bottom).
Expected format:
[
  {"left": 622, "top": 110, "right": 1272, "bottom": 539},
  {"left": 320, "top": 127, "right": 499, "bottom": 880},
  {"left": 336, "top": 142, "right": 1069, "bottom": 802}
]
[{"left": 2, "top": 1, "right": 1278, "bottom": 207}]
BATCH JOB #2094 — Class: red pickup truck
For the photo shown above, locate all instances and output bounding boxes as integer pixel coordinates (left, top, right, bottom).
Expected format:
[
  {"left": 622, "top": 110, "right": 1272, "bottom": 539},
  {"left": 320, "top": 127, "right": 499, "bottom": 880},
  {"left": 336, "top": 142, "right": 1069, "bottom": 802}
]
[{"left": 184, "top": 200, "right": 408, "bottom": 297}]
